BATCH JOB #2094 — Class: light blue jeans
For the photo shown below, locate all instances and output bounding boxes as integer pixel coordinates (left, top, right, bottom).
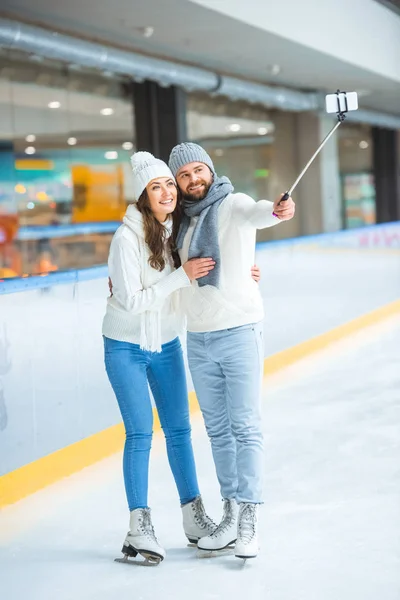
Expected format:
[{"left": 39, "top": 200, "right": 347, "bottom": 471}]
[
  {"left": 104, "top": 336, "right": 200, "bottom": 511},
  {"left": 187, "top": 322, "right": 264, "bottom": 504}
]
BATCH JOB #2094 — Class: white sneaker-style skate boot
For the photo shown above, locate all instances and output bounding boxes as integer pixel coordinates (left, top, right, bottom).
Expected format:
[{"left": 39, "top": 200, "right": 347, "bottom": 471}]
[
  {"left": 117, "top": 508, "right": 166, "bottom": 565},
  {"left": 197, "top": 498, "right": 238, "bottom": 551},
  {"left": 234, "top": 503, "right": 259, "bottom": 559},
  {"left": 181, "top": 495, "right": 217, "bottom": 544}
]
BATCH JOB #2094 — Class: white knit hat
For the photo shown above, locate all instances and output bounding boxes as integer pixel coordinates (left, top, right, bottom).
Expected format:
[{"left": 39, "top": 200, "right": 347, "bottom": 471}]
[{"left": 130, "top": 151, "right": 175, "bottom": 201}]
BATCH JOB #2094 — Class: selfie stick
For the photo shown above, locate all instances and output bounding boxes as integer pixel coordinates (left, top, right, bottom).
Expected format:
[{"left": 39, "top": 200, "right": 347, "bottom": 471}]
[{"left": 279, "top": 90, "right": 349, "bottom": 204}]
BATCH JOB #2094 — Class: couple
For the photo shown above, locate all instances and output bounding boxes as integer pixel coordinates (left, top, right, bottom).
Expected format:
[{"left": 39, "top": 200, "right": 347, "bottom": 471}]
[{"left": 102, "top": 143, "right": 295, "bottom": 564}]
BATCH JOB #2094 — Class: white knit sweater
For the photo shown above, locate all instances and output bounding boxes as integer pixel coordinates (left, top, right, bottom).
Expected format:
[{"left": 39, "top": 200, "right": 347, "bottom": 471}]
[
  {"left": 102, "top": 204, "right": 191, "bottom": 351},
  {"left": 178, "top": 193, "right": 281, "bottom": 333}
]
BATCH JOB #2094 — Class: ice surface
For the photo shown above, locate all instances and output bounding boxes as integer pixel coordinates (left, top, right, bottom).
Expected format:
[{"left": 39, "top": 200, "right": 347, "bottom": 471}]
[{"left": 1, "top": 316, "right": 399, "bottom": 600}]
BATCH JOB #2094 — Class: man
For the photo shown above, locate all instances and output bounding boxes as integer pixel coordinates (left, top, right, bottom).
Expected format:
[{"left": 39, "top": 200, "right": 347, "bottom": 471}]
[{"left": 168, "top": 142, "right": 295, "bottom": 559}]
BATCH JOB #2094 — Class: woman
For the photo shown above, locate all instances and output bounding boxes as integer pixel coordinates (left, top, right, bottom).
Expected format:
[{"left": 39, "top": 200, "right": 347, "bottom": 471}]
[{"left": 102, "top": 151, "right": 217, "bottom": 564}]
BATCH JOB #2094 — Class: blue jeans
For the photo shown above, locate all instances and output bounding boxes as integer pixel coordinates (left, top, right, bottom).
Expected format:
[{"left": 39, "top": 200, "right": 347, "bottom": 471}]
[
  {"left": 187, "top": 323, "right": 264, "bottom": 504},
  {"left": 104, "top": 336, "right": 200, "bottom": 511}
]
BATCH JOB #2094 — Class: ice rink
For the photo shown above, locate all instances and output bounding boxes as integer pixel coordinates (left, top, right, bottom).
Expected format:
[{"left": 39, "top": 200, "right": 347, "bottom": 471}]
[
  {"left": 1, "top": 3, "right": 400, "bottom": 598},
  {"left": 1, "top": 313, "right": 399, "bottom": 600}
]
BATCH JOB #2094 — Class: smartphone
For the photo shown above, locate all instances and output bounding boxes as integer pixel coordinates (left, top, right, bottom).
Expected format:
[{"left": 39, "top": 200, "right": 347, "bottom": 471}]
[{"left": 325, "top": 91, "right": 358, "bottom": 113}]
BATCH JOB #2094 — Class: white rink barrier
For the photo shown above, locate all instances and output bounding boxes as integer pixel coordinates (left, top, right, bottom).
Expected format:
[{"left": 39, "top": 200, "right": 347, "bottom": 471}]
[{"left": 0, "top": 222, "right": 399, "bottom": 477}]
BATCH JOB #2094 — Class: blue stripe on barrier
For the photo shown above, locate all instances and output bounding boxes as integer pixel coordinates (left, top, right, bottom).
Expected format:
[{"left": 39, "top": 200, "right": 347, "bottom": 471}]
[
  {"left": 0, "top": 265, "right": 108, "bottom": 295},
  {"left": 15, "top": 219, "right": 397, "bottom": 243},
  {"left": 17, "top": 222, "right": 121, "bottom": 241},
  {"left": 256, "top": 221, "right": 400, "bottom": 249}
]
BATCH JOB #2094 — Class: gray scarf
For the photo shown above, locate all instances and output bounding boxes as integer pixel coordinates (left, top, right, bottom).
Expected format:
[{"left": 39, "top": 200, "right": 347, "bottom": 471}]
[{"left": 176, "top": 175, "right": 234, "bottom": 288}]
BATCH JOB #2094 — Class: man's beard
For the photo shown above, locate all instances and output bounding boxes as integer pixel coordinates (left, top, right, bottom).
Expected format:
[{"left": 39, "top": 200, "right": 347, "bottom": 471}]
[{"left": 182, "top": 180, "right": 212, "bottom": 203}]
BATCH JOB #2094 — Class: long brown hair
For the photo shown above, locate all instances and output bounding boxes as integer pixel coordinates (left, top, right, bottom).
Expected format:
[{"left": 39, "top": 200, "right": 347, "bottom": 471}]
[{"left": 137, "top": 188, "right": 182, "bottom": 271}]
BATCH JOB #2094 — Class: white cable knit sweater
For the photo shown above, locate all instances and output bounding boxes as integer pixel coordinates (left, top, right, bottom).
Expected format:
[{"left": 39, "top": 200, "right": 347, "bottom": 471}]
[
  {"left": 102, "top": 204, "right": 191, "bottom": 351},
  {"left": 178, "top": 192, "right": 281, "bottom": 333}
]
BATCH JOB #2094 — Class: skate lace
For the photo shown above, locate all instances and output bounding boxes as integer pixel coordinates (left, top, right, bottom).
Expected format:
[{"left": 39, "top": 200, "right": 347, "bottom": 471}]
[
  {"left": 192, "top": 497, "right": 217, "bottom": 530},
  {"left": 210, "top": 500, "right": 235, "bottom": 539},
  {"left": 237, "top": 504, "right": 256, "bottom": 544},
  {"left": 138, "top": 509, "right": 158, "bottom": 542}
]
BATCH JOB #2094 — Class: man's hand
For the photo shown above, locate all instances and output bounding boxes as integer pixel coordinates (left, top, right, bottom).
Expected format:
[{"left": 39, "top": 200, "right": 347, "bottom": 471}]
[
  {"left": 251, "top": 265, "right": 261, "bottom": 283},
  {"left": 108, "top": 277, "right": 113, "bottom": 297},
  {"left": 273, "top": 194, "right": 295, "bottom": 221},
  {"left": 183, "top": 258, "right": 215, "bottom": 281}
]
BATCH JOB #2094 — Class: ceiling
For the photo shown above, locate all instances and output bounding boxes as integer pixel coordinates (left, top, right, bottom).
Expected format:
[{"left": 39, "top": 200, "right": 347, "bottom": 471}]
[
  {"left": 1, "top": 0, "right": 400, "bottom": 115},
  {"left": 375, "top": 0, "right": 400, "bottom": 16}
]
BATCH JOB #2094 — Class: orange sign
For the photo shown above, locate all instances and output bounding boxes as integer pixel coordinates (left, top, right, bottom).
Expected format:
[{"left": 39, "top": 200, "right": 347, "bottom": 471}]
[{"left": 71, "top": 165, "right": 126, "bottom": 223}]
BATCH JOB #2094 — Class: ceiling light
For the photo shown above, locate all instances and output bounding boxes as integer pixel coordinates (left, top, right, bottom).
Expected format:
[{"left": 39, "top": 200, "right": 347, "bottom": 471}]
[
  {"left": 359, "top": 141, "right": 369, "bottom": 149},
  {"left": 227, "top": 124, "right": 241, "bottom": 133},
  {"left": 67, "top": 137, "right": 77, "bottom": 146},
  {"left": 105, "top": 151, "right": 118, "bottom": 160},
  {"left": 257, "top": 127, "right": 269, "bottom": 135},
  {"left": 15, "top": 184, "right": 26, "bottom": 194},
  {"left": 270, "top": 64, "right": 281, "bottom": 75},
  {"left": 25, "top": 146, "right": 36, "bottom": 155},
  {"left": 142, "top": 26, "right": 154, "bottom": 38},
  {"left": 27, "top": 202, "right": 35, "bottom": 210},
  {"left": 25, "top": 134, "right": 36, "bottom": 143},
  {"left": 101, "top": 108, "right": 114, "bottom": 116},
  {"left": 122, "top": 142, "right": 134, "bottom": 150},
  {"left": 48, "top": 101, "right": 61, "bottom": 109}
]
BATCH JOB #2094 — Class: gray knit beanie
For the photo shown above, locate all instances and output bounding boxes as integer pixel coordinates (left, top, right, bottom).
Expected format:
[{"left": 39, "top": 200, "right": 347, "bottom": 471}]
[{"left": 168, "top": 142, "right": 215, "bottom": 177}]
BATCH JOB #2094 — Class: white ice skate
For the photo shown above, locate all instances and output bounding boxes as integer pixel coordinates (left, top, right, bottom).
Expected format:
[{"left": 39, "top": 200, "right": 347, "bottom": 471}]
[
  {"left": 115, "top": 508, "right": 166, "bottom": 566},
  {"left": 234, "top": 503, "right": 259, "bottom": 561},
  {"left": 182, "top": 495, "right": 217, "bottom": 544},
  {"left": 197, "top": 498, "right": 238, "bottom": 557}
]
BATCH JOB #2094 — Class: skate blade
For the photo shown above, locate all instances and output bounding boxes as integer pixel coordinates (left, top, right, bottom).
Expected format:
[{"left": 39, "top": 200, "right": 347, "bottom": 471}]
[
  {"left": 186, "top": 537, "right": 199, "bottom": 545},
  {"left": 114, "top": 555, "right": 162, "bottom": 567},
  {"left": 197, "top": 546, "right": 235, "bottom": 559},
  {"left": 115, "top": 545, "right": 163, "bottom": 566},
  {"left": 235, "top": 554, "right": 257, "bottom": 564}
]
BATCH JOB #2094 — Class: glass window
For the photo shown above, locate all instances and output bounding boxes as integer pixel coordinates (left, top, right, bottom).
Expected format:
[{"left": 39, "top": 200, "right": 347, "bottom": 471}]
[
  {"left": 338, "top": 124, "right": 376, "bottom": 229},
  {"left": 187, "top": 93, "right": 275, "bottom": 200},
  {"left": 186, "top": 93, "right": 299, "bottom": 241},
  {"left": 0, "top": 50, "right": 135, "bottom": 279}
]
